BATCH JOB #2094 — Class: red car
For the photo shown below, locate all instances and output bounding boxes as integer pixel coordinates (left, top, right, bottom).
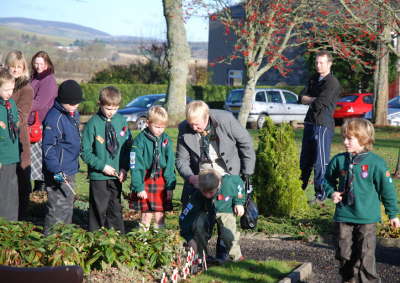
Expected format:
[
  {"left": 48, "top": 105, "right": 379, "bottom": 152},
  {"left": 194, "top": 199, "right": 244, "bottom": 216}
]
[{"left": 334, "top": 93, "right": 373, "bottom": 124}]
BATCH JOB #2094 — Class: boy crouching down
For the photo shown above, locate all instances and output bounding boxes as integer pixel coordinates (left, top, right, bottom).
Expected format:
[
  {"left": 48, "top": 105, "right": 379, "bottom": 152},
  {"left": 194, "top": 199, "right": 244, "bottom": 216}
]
[{"left": 179, "top": 169, "right": 246, "bottom": 262}]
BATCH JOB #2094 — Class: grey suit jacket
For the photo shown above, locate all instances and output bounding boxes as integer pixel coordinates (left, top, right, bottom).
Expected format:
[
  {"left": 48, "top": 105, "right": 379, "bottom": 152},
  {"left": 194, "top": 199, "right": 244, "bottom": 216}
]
[{"left": 176, "top": 109, "right": 255, "bottom": 203}]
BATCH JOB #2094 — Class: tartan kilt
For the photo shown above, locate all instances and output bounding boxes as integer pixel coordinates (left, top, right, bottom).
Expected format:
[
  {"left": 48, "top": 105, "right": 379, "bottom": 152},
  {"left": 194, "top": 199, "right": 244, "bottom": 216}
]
[
  {"left": 30, "top": 141, "right": 44, "bottom": 181},
  {"left": 129, "top": 171, "right": 172, "bottom": 212}
]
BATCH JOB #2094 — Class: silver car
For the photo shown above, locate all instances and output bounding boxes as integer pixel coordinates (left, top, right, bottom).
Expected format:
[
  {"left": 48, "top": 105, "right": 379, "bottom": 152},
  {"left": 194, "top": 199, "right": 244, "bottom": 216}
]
[
  {"left": 364, "top": 96, "right": 400, "bottom": 126},
  {"left": 224, "top": 88, "right": 309, "bottom": 129}
]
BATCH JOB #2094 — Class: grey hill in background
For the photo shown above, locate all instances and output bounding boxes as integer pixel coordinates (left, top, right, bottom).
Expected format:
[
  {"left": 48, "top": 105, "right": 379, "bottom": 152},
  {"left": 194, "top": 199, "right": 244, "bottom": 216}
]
[{"left": 0, "top": 17, "right": 208, "bottom": 82}]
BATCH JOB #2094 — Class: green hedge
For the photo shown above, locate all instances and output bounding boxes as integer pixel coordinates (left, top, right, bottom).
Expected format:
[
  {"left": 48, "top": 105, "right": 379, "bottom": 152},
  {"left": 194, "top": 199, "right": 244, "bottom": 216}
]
[
  {"left": 79, "top": 83, "right": 167, "bottom": 114},
  {"left": 78, "top": 83, "right": 305, "bottom": 114}
]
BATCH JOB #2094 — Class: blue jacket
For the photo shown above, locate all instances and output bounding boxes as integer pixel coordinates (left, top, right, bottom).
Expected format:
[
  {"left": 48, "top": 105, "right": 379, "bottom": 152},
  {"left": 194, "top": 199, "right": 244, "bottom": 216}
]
[{"left": 42, "top": 101, "right": 81, "bottom": 176}]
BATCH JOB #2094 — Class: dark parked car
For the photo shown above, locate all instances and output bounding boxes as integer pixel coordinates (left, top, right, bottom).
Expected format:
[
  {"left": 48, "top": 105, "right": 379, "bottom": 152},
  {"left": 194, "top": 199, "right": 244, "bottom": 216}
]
[
  {"left": 118, "top": 93, "right": 192, "bottom": 130},
  {"left": 333, "top": 93, "right": 373, "bottom": 124}
]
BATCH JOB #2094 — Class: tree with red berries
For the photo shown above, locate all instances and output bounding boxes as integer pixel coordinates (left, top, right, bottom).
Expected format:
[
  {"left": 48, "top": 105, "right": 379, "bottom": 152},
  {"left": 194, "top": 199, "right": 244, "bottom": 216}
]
[
  {"left": 337, "top": 0, "right": 399, "bottom": 125},
  {"left": 206, "top": 0, "right": 391, "bottom": 126}
]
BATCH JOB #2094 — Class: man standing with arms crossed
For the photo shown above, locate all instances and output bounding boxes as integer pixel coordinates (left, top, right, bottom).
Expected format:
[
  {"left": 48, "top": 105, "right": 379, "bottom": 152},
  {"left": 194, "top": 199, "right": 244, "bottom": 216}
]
[{"left": 299, "top": 50, "right": 342, "bottom": 201}]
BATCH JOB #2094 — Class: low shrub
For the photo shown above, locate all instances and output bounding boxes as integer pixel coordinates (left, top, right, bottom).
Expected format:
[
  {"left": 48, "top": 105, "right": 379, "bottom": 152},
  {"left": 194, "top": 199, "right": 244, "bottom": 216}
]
[
  {"left": 253, "top": 117, "right": 309, "bottom": 218},
  {"left": 0, "top": 219, "right": 184, "bottom": 274}
]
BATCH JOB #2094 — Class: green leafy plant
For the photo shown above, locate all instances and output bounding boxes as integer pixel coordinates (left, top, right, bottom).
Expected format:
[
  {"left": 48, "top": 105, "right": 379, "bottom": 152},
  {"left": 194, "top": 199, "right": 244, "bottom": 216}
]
[
  {"left": 0, "top": 220, "right": 184, "bottom": 274},
  {"left": 253, "top": 118, "right": 309, "bottom": 217}
]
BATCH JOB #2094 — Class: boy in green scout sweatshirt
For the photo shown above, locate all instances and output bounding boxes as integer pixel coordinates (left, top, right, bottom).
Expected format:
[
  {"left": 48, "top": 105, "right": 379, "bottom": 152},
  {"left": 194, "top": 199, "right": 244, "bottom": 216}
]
[
  {"left": 323, "top": 118, "right": 399, "bottom": 283},
  {"left": 0, "top": 68, "right": 19, "bottom": 221},
  {"left": 130, "top": 106, "right": 176, "bottom": 230},
  {"left": 81, "top": 86, "right": 132, "bottom": 233},
  {"left": 179, "top": 169, "right": 246, "bottom": 263}
]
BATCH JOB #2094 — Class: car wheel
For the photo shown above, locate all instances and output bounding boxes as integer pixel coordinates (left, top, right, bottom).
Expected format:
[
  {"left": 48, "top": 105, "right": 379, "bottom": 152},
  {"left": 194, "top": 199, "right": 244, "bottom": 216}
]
[
  {"left": 334, "top": 118, "right": 343, "bottom": 126},
  {"left": 257, "top": 114, "right": 267, "bottom": 129},
  {"left": 136, "top": 117, "right": 148, "bottom": 131}
]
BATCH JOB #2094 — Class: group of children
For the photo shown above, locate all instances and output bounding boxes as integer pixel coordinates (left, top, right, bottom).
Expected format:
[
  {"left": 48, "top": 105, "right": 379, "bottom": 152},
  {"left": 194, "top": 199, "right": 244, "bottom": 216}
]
[
  {"left": 0, "top": 66, "right": 249, "bottom": 264},
  {"left": 1, "top": 66, "right": 399, "bottom": 280}
]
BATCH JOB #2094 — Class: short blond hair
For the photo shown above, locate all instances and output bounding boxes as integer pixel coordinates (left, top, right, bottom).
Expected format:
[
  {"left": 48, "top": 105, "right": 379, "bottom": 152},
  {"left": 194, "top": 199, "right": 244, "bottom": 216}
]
[
  {"left": 148, "top": 106, "right": 168, "bottom": 125},
  {"left": 199, "top": 169, "right": 221, "bottom": 193},
  {"left": 5, "top": 50, "right": 30, "bottom": 81},
  {"left": 99, "top": 86, "right": 121, "bottom": 106},
  {"left": 186, "top": 100, "right": 209, "bottom": 122},
  {"left": 342, "top": 118, "right": 375, "bottom": 151},
  {"left": 0, "top": 67, "right": 14, "bottom": 87}
]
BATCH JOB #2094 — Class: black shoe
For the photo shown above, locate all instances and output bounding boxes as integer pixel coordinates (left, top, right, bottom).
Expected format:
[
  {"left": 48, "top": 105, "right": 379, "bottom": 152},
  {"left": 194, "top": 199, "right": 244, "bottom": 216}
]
[{"left": 33, "top": 181, "right": 46, "bottom": 192}]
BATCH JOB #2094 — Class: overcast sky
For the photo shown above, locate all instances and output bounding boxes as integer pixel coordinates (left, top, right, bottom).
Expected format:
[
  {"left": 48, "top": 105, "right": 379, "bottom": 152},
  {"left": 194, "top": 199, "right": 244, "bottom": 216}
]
[{"left": 0, "top": 0, "right": 210, "bottom": 42}]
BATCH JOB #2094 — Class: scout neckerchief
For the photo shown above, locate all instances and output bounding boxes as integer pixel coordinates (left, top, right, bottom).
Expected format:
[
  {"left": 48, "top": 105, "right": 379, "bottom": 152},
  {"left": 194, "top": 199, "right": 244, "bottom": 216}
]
[
  {"left": 105, "top": 116, "right": 119, "bottom": 159},
  {"left": 144, "top": 128, "right": 161, "bottom": 179},
  {"left": 340, "top": 151, "right": 369, "bottom": 206},
  {"left": 200, "top": 122, "right": 212, "bottom": 163},
  {"left": 1, "top": 100, "right": 17, "bottom": 143}
]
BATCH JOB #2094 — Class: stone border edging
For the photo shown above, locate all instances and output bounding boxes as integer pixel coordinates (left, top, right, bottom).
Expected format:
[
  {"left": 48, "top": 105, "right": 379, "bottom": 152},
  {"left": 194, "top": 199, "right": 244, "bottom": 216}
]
[{"left": 278, "top": 262, "right": 312, "bottom": 283}]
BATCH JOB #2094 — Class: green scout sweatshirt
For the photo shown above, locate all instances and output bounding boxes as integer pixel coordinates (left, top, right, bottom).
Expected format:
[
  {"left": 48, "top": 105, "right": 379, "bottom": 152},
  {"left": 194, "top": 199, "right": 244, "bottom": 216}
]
[
  {"left": 81, "top": 111, "right": 132, "bottom": 180},
  {"left": 0, "top": 99, "right": 19, "bottom": 165},
  {"left": 179, "top": 175, "right": 246, "bottom": 242},
  {"left": 324, "top": 152, "right": 398, "bottom": 224},
  {"left": 130, "top": 128, "right": 176, "bottom": 192}
]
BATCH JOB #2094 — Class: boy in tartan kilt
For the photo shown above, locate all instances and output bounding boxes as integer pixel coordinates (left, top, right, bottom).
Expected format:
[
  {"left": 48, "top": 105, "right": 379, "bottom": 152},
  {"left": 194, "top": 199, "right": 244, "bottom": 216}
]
[{"left": 129, "top": 106, "right": 176, "bottom": 230}]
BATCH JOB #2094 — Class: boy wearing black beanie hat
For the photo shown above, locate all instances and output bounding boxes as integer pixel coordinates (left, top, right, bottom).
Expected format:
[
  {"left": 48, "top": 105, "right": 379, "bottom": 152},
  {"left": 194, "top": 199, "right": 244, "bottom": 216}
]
[{"left": 42, "top": 79, "right": 83, "bottom": 235}]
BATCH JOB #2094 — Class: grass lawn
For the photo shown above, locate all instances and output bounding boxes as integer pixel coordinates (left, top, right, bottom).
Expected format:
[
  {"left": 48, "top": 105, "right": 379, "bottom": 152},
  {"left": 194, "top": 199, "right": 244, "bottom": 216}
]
[
  {"left": 71, "top": 125, "right": 400, "bottom": 238},
  {"left": 186, "top": 259, "right": 299, "bottom": 283}
]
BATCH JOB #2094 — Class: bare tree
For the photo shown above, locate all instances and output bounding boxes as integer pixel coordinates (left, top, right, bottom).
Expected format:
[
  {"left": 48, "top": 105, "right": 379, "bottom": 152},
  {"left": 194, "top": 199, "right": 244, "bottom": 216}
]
[{"left": 163, "top": 0, "right": 191, "bottom": 126}]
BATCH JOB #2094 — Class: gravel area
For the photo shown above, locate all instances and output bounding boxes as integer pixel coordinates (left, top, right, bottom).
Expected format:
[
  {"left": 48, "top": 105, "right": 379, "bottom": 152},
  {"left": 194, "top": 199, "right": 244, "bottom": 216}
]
[{"left": 210, "top": 236, "right": 400, "bottom": 283}]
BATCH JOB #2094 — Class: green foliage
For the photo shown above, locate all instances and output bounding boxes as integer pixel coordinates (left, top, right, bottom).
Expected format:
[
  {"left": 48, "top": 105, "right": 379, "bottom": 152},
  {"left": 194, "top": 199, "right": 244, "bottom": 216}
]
[
  {"left": 0, "top": 219, "right": 184, "bottom": 274},
  {"left": 377, "top": 221, "right": 400, "bottom": 238},
  {"left": 253, "top": 118, "right": 309, "bottom": 217},
  {"left": 304, "top": 52, "right": 397, "bottom": 94},
  {"left": 79, "top": 83, "right": 167, "bottom": 114},
  {"left": 90, "top": 61, "right": 169, "bottom": 85}
]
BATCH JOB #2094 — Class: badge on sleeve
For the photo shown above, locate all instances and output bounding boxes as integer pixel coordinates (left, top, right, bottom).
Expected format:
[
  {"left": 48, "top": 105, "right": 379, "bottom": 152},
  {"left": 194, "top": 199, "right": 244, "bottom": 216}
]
[
  {"left": 361, "top": 165, "right": 368, "bottom": 178},
  {"left": 96, "top": 135, "right": 105, "bottom": 144},
  {"left": 120, "top": 126, "right": 127, "bottom": 137},
  {"left": 237, "top": 184, "right": 244, "bottom": 199},
  {"left": 130, "top": 152, "right": 136, "bottom": 168}
]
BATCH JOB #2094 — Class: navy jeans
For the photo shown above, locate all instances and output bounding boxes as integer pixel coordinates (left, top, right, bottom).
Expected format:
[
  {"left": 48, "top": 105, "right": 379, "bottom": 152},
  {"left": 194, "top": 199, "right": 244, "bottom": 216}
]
[{"left": 300, "top": 123, "right": 333, "bottom": 198}]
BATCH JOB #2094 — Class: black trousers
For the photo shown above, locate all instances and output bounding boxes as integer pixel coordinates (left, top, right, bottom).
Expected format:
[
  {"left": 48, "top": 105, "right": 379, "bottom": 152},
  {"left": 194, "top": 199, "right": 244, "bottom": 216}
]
[
  {"left": 89, "top": 179, "right": 125, "bottom": 233},
  {"left": 17, "top": 165, "right": 32, "bottom": 220},
  {"left": 0, "top": 163, "right": 18, "bottom": 221}
]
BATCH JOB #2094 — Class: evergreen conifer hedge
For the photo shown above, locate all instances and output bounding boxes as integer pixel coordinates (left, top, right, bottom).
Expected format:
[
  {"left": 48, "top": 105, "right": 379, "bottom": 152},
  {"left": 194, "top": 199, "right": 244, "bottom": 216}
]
[{"left": 253, "top": 117, "right": 309, "bottom": 217}]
